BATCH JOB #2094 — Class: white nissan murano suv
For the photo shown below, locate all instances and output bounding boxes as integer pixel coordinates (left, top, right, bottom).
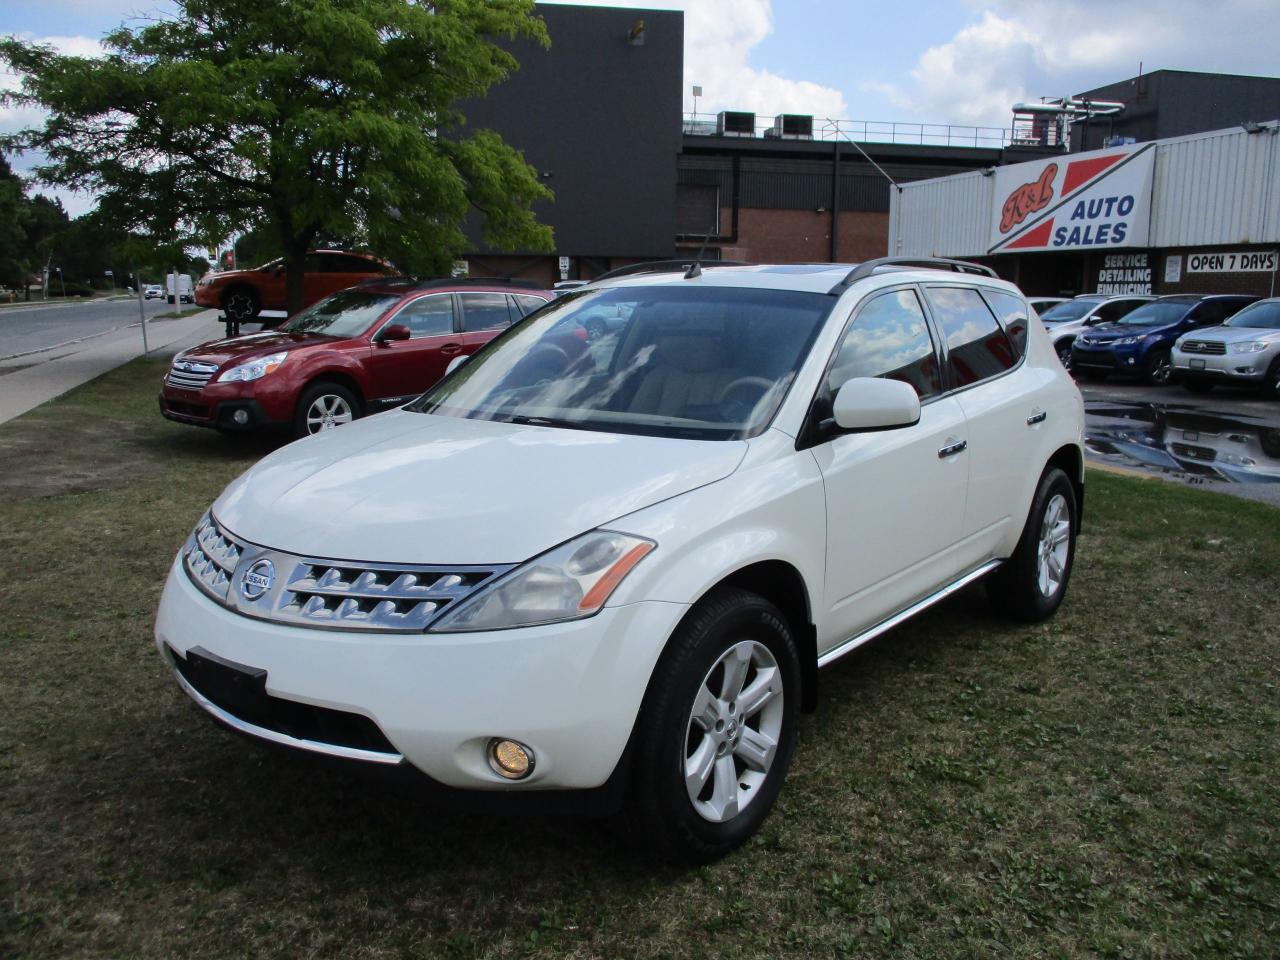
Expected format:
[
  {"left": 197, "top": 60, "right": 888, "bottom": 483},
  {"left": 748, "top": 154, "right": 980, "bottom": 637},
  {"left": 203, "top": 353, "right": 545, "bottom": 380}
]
[{"left": 157, "top": 258, "right": 1086, "bottom": 861}]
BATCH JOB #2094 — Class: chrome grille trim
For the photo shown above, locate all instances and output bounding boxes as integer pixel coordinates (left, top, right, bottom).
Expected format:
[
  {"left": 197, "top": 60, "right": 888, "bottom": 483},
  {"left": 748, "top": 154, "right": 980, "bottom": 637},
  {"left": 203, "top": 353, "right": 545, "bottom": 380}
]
[
  {"left": 166, "top": 359, "right": 219, "bottom": 389},
  {"left": 1180, "top": 340, "right": 1226, "bottom": 355},
  {"left": 182, "top": 513, "right": 512, "bottom": 633}
]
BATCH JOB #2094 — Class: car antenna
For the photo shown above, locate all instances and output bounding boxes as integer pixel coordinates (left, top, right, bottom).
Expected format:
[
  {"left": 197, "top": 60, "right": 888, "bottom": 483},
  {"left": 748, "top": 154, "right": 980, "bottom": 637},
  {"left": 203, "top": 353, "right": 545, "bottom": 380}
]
[{"left": 685, "top": 230, "right": 713, "bottom": 279}]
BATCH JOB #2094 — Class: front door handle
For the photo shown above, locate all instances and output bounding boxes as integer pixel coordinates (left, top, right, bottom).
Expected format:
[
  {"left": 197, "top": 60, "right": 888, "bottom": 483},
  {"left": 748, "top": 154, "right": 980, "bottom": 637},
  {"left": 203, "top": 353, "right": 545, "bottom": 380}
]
[
  {"left": 938, "top": 439, "right": 968, "bottom": 458},
  {"left": 439, "top": 342, "right": 464, "bottom": 356},
  {"left": 1027, "top": 409, "right": 1047, "bottom": 425}
]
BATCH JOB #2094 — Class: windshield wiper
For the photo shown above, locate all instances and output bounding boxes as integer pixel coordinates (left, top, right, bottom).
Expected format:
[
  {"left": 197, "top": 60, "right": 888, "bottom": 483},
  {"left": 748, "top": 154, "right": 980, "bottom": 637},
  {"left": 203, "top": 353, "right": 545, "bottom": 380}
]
[{"left": 506, "top": 414, "right": 592, "bottom": 431}]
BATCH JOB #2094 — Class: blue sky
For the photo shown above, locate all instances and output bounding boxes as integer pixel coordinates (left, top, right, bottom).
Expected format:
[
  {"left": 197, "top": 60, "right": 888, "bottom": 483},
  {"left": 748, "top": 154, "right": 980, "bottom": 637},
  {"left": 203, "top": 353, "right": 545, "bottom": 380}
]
[{"left": 4, "top": 0, "right": 1279, "bottom": 213}]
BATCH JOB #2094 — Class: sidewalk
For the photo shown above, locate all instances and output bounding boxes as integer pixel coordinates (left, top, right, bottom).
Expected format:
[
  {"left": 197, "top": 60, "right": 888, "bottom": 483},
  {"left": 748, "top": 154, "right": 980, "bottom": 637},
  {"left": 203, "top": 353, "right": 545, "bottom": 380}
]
[{"left": 0, "top": 309, "right": 224, "bottom": 425}]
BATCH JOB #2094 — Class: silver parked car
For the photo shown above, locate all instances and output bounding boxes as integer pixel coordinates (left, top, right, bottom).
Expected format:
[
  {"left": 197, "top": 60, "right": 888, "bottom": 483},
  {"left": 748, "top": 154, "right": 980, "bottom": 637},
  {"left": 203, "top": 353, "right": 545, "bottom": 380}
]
[
  {"left": 1039, "top": 294, "right": 1154, "bottom": 370},
  {"left": 1172, "top": 297, "right": 1280, "bottom": 397}
]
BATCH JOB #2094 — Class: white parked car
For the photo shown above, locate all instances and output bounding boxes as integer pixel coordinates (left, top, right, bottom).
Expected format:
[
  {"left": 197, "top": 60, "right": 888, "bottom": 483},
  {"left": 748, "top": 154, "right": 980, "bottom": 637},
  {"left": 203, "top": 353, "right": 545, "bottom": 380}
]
[
  {"left": 1172, "top": 297, "right": 1280, "bottom": 397},
  {"left": 1038, "top": 294, "right": 1154, "bottom": 369},
  {"left": 156, "top": 257, "right": 1085, "bottom": 861}
]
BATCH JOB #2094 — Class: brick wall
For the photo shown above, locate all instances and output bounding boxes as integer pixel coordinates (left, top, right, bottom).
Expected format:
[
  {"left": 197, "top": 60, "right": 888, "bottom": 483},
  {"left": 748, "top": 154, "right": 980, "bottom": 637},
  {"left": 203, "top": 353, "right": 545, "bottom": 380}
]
[{"left": 714, "top": 208, "right": 889, "bottom": 263}]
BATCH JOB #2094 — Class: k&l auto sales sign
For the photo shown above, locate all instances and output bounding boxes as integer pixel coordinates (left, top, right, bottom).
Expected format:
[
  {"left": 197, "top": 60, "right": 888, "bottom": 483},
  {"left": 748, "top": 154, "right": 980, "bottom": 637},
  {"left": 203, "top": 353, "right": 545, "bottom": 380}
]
[{"left": 989, "top": 143, "right": 1155, "bottom": 254}]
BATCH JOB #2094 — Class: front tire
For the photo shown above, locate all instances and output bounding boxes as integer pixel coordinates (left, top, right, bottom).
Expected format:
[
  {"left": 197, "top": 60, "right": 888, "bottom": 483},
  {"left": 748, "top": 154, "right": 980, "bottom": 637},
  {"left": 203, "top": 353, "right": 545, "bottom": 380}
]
[
  {"left": 294, "top": 382, "right": 361, "bottom": 438},
  {"left": 1260, "top": 358, "right": 1280, "bottom": 401},
  {"left": 1145, "top": 348, "right": 1173, "bottom": 386},
  {"left": 987, "top": 466, "right": 1077, "bottom": 622},
  {"left": 1055, "top": 339, "right": 1073, "bottom": 371},
  {"left": 629, "top": 587, "right": 800, "bottom": 863},
  {"left": 222, "top": 286, "right": 261, "bottom": 323}
]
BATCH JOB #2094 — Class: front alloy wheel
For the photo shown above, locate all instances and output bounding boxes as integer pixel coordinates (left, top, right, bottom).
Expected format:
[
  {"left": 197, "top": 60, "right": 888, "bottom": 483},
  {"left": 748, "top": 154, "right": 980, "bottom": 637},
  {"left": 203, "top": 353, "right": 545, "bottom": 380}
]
[
  {"left": 684, "top": 640, "right": 785, "bottom": 823},
  {"left": 630, "top": 587, "right": 799, "bottom": 863},
  {"left": 1146, "top": 349, "right": 1173, "bottom": 386},
  {"left": 305, "top": 393, "right": 354, "bottom": 433}
]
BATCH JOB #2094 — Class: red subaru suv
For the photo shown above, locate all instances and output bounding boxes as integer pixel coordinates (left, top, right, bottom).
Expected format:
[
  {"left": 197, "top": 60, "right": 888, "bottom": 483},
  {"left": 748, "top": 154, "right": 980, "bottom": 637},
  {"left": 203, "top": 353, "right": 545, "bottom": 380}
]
[{"left": 160, "top": 279, "right": 551, "bottom": 438}]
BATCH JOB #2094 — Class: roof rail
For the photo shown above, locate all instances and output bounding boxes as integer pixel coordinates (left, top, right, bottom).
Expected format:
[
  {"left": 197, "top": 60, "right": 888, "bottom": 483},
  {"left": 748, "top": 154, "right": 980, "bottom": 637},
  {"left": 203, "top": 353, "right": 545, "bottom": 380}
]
[
  {"left": 353, "top": 276, "right": 545, "bottom": 291},
  {"left": 592, "top": 259, "right": 749, "bottom": 283},
  {"left": 828, "top": 257, "right": 997, "bottom": 294}
]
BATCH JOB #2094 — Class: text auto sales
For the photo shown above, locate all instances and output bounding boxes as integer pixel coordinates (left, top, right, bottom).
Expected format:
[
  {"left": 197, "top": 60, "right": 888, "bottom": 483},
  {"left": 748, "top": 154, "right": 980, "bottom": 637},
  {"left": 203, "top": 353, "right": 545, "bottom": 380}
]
[{"left": 1051, "top": 194, "right": 1136, "bottom": 247}]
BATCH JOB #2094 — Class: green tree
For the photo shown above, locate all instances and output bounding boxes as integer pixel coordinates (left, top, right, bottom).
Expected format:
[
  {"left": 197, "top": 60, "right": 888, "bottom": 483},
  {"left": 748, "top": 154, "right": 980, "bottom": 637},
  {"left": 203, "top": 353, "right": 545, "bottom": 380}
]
[
  {"left": 1, "top": 0, "right": 553, "bottom": 316},
  {"left": 0, "top": 156, "right": 29, "bottom": 292}
]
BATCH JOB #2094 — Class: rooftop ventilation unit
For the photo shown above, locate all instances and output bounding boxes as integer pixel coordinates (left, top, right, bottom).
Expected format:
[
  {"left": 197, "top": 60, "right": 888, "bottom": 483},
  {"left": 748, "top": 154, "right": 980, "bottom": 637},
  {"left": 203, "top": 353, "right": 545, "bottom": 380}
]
[
  {"left": 766, "top": 114, "right": 813, "bottom": 140},
  {"left": 717, "top": 111, "right": 756, "bottom": 137}
]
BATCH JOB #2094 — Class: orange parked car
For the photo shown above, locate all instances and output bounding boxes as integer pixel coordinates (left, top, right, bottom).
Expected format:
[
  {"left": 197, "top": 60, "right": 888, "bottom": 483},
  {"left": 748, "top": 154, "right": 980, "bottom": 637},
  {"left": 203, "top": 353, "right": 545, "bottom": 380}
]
[{"left": 194, "top": 250, "right": 399, "bottom": 324}]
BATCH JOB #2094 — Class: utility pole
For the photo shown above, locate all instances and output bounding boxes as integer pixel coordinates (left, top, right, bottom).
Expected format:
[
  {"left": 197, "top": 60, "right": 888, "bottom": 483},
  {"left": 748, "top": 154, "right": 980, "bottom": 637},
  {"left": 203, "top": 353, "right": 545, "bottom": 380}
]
[{"left": 135, "top": 268, "right": 150, "bottom": 354}]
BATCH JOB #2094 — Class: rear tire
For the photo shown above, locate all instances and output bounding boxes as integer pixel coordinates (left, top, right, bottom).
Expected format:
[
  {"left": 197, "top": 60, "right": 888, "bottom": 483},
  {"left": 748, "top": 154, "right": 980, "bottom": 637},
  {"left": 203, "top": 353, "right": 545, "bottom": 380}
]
[
  {"left": 628, "top": 587, "right": 800, "bottom": 864},
  {"left": 987, "top": 467, "right": 1077, "bottom": 622},
  {"left": 294, "top": 382, "right": 361, "bottom": 439}
]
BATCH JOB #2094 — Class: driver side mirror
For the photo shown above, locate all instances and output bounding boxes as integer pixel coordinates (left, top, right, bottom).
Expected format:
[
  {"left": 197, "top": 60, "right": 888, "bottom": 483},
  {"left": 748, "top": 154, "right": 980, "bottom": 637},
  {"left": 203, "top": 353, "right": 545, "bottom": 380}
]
[
  {"left": 831, "top": 377, "right": 921, "bottom": 431},
  {"left": 376, "top": 323, "right": 411, "bottom": 344}
]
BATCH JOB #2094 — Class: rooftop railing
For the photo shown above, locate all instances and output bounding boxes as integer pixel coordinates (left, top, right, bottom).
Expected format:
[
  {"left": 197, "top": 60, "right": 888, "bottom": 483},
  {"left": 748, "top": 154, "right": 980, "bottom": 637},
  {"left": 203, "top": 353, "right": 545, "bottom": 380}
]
[{"left": 682, "top": 112, "right": 1014, "bottom": 149}]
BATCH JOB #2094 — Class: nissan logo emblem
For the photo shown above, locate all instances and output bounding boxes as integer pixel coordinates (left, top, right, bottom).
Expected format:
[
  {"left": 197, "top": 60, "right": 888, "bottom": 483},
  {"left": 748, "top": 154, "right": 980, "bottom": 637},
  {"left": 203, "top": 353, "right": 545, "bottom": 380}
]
[{"left": 240, "top": 558, "right": 275, "bottom": 601}]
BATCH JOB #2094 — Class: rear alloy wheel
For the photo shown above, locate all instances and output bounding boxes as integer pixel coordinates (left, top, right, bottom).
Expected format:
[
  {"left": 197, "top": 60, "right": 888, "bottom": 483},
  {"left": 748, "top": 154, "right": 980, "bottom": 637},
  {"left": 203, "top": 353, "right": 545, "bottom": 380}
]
[
  {"left": 222, "top": 287, "right": 261, "bottom": 323},
  {"left": 629, "top": 587, "right": 799, "bottom": 863},
  {"left": 1145, "top": 348, "right": 1173, "bottom": 386},
  {"left": 988, "top": 466, "right": 1077, "bottom": 622},
  {"left": 295, "top": 382, "right": 360, "bottom": 438}
]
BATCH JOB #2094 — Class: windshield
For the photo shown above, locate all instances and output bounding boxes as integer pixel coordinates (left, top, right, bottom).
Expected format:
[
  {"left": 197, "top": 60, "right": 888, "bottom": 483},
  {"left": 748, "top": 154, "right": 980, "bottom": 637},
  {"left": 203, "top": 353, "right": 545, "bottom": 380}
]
[
  {"left": 279, "top": 290, "right": 400, "bottom": 338},
  {"left": 1116, "top": 301, "right": 1191, "bottom": 326},
  {"left": 1040, "top": 298, "right": 1103, "bottom": 322},
  {"left": 1224, "top": 300, "right": 1280, "bottom": 329},
  {"left": 411, "top": 286, "right": 833, "bottom": 440}
]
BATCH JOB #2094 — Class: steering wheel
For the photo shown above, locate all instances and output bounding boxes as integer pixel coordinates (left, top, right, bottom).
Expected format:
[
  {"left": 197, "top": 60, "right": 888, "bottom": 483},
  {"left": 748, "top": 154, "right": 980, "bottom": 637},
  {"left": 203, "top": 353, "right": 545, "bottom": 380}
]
[{"left": 717, "top": 376, "right": 775, "bottom": 421}]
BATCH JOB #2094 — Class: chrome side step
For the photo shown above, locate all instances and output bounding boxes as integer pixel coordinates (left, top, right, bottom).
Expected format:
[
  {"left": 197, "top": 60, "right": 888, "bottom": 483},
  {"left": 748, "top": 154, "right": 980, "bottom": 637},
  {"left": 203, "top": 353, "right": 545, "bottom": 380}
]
[{"left": 816, "top": 560, "right": 1002, "bottom": 668}]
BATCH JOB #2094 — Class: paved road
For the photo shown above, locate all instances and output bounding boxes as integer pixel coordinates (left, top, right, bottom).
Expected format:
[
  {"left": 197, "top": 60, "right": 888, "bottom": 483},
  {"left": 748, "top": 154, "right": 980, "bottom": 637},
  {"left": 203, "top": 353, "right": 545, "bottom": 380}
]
[{"left": 0, "top": 297, "right": 175, "bottom": 359}]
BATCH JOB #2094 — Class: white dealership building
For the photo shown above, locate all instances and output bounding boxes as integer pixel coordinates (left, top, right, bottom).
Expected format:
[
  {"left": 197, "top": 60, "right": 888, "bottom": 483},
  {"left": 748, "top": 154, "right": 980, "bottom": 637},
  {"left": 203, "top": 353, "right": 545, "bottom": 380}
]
[{"left": 889, "top": 121, "right": 1280, "bottom": 299}]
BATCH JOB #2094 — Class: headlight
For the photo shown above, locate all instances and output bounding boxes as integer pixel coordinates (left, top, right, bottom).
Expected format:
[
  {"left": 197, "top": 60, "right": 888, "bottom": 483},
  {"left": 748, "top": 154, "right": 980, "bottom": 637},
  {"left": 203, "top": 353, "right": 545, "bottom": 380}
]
[
  {"left": 217, "top": 352, "right": 288, "bottom": 383},
  {"left": 1230, "top": 341, "right": 1268, "bottom": 354},
  {"left": 429, "top": 530, "right": 655, "bottom": 632},
  {"left": 1115, "top": 336, "right": 1142, "bottom": 345}
]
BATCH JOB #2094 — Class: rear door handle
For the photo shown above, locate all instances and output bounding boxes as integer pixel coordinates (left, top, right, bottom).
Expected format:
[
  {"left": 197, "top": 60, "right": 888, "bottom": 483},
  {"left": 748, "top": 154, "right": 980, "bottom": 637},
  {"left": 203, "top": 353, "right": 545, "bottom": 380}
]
[
  {"left": 938, "top": 439, "right": 968, "bottom": 458},
  {"left": 439, "top": 342, "right": 464, "bottom": 356},
  {"left": 1027, "top": 409, "right": 1047, "bottom": 425}
]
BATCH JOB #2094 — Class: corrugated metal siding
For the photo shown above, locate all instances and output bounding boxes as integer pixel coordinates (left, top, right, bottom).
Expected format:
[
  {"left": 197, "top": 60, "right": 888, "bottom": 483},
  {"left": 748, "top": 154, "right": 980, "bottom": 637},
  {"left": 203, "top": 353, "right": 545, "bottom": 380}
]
[
  {"left": 889, "top": 171, "right": 993, "bottom": 258},
  {"left": 891, "top": 122, "right": 1280, "bottom": 257},
  {"left": 1151, "top": 125, "right": 1280, "bottom": 246}
]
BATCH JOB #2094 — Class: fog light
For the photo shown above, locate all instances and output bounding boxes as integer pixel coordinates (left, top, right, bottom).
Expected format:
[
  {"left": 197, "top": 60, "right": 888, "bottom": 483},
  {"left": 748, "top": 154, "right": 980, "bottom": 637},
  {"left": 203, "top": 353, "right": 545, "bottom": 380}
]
[
  {"left": 1125, "top": 357, "right": 1136, "bottom": 366},
  {"left": 232, "top": 408, "right": 249, "bottom": 425},
  {"left": 487, "top": 738, "right": 534, "bottom": 779}
]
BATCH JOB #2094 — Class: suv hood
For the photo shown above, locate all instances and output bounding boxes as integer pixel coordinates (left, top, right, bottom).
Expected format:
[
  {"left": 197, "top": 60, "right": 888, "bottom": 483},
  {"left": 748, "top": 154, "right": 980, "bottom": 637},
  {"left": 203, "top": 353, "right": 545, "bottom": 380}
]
[
  {"left": 1081, "top": 321, "right": 1179, "bottom": 342},
  {"left": 212, "top": 409, "right": 748, "bottom": 564},
  {"left": 177, "top": 330, "right": 341, "bottom": 368},
  {"left": 1180, "top": 325, "right": 1280, "bottom": 344}
]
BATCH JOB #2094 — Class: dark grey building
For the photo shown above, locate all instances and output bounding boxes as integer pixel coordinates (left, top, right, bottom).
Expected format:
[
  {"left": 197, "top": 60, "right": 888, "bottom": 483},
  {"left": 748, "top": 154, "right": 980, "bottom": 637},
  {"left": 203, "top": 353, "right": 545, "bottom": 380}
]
[
  {"left": 462, "top": 3, "right": 683, "bottom": 284},
  {"left": 1072, "top": 70, "right": 1280, "bottom": 152}
]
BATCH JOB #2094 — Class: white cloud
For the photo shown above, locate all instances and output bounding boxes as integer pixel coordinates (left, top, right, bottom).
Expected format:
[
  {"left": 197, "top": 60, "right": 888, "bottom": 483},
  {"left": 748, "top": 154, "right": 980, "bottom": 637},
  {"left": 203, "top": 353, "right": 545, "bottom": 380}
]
[
  {"left": 545, "top": 0, "right": 847, "bottom": 119},
  {"left": 871, "top": 0, "right": 1280, "bottom": 129}
]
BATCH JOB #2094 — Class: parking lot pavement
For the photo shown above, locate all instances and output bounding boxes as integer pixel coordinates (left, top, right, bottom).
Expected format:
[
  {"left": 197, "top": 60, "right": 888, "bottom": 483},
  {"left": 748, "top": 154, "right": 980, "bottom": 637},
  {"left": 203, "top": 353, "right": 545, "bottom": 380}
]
[
  {"left": 0, "top": 309, "right": 224, "bottom": 426},
  {"left": 1081, "top": 380, "right": 1280, "bottom": 507}
]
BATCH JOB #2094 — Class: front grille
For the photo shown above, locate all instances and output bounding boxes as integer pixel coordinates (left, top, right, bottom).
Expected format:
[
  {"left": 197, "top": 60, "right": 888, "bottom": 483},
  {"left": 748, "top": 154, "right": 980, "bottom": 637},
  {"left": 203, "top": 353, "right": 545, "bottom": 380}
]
[
  {"left": 182, "top": 513, "right": 512, "bottom": 633},
  {"left": 1180, "top": 340, "right": 1226, "bottom": 355},
  {"left": 185, "top": 514, "right": 242, "bottom": 602},
  {"left": 167, "top": 359, "right": 219, "bottom": 390}
]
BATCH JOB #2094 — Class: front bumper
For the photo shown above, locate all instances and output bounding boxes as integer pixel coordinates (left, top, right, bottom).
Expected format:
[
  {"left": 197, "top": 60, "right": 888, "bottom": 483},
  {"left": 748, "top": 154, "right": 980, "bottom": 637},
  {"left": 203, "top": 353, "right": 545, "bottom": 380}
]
[
  {"left": 1172, "top": 350, "right": 1271, "bottom": 384},
  {"left": 158, "top": 393, "right": 282, "bottom": 431},
  {"left": 155, "top": 556, "right": 687, "bottom": 793},
  {"left": 1070, "top": 342, "right": 1145, "bottom": 373}
]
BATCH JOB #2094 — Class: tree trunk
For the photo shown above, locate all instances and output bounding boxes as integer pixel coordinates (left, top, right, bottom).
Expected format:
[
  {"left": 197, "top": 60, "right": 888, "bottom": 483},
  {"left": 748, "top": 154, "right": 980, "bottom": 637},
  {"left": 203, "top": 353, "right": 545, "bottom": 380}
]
[{"left": 283, "top": 240, "right": 308, "bottom": 318}]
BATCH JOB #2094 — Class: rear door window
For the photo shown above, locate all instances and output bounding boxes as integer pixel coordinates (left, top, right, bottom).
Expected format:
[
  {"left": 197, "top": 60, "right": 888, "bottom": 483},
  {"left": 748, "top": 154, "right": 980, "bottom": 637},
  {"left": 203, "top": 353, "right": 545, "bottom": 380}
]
[
  {"left": 460, "top": 292, "right": 515, "bottom": 332},
  {"left": 980, "top": 289, "right": 1030, "bottom": 360},
  {"left": 924, "top": 286, "right": 1016, "bottom": 388}
]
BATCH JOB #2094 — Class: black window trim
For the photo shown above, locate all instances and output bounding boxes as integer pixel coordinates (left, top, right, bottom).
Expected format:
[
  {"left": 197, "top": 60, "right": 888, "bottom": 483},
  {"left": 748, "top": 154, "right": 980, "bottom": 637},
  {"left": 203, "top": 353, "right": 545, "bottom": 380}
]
[{"left": 797, "top": 280, "right": 1030, "bottom": 450}]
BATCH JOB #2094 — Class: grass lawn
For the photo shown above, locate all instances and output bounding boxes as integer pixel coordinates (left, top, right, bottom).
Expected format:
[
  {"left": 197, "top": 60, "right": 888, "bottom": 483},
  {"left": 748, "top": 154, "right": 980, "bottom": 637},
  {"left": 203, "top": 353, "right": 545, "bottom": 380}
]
[{"left": 2, "top": 358, "right": 1277, "bottom": 959}]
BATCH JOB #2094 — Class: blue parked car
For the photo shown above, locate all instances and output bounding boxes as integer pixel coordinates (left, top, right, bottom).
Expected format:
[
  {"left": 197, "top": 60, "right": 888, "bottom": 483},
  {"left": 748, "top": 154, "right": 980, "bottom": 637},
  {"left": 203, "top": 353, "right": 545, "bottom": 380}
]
[{"left": 1071, "top": 294, "right": 1257, "bottom": 385}]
